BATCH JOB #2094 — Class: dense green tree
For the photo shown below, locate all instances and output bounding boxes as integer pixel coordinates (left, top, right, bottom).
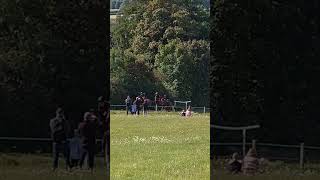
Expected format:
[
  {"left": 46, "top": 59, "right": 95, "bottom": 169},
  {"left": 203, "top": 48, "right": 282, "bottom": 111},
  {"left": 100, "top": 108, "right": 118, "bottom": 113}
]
[{"left": 111, "top": 0, "right": 210, "bottom": 106}]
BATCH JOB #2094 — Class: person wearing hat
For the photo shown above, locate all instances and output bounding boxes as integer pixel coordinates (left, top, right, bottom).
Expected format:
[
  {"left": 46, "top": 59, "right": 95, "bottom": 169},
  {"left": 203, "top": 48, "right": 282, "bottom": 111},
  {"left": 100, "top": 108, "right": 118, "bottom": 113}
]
[{"left": 49, "top": 107, "right": 70, "bottom": 171}]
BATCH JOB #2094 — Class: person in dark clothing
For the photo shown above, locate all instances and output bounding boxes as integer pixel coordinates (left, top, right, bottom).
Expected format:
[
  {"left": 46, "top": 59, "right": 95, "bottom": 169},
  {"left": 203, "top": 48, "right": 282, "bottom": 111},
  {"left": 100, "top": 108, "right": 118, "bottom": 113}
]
[
  {"left": 97, "top": 97, "right": 109, "bottom": 152},
  {"left": 227, "top": 153, "right": 242, "bottom": 174},
  {"left": 143, "top": 95, "right": 149, "bottom": 115},
  {"left": 49, "top": 108, "right": 70, "bottom": 171},
  {"left": 125, "top": 95, "right": 132, "bottom": 115},
  {"left": 135, "top": 96, "right": 142, "bottom": 115},
  {"left": 79, "top": 112, "right": 98, "bottom": 171}
]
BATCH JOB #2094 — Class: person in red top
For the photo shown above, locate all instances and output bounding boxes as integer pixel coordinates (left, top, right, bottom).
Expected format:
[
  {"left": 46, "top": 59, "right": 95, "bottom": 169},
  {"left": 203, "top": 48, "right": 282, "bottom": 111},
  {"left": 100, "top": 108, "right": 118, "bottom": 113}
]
[
  {"left": 79, "top": 112, "right": 98, "bottom": 171},
  {"left": 97, "top": 96, "right": 109, "bottom": 155}
]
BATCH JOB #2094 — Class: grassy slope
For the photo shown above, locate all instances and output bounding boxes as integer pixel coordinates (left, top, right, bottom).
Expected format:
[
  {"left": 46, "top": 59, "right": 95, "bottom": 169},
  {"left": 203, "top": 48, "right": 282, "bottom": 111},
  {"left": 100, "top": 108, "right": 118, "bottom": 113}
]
[{"left": 110, "top": 111, "right": 210, "bottom": 180}]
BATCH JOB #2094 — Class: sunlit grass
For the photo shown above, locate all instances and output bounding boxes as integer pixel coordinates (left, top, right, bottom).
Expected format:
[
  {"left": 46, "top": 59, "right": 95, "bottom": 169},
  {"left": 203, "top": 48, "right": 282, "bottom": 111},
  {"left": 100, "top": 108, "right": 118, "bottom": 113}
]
[{"left": 110, "top": 111, "right": 210, "bottom": 180}]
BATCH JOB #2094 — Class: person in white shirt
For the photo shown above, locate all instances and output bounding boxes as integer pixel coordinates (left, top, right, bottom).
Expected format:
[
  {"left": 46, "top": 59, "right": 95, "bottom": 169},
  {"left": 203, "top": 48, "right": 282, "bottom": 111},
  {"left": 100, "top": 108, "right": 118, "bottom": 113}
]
[{"left": 186, "top": 106, "right": 192, "bottom": 117}]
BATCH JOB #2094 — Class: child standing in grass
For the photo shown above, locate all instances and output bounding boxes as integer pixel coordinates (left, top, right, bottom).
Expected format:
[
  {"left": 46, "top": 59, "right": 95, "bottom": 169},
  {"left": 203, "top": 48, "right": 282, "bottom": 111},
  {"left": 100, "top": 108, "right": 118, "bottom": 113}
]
[
  {"left": 69, "top": 129, "right": 82, "bottom": 169},
  {"left": 131, "top": 99, "right": 137, "bottom": 115}
]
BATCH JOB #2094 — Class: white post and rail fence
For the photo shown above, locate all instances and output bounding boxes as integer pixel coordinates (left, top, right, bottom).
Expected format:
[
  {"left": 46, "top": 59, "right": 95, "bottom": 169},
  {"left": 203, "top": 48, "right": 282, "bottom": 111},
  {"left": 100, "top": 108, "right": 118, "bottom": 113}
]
[
  {"left": 211, "top": 124, "right": 313, "bottom": 170},
  {"left": 110, "top": 104, "right": 210, "bottom": 113}
]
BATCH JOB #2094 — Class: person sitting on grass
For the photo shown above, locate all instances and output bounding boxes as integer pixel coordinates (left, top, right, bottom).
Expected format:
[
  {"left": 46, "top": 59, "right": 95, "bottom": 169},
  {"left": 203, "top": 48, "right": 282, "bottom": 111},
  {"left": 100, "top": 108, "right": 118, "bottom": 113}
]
[
  {"left": 180, "top": 109, "right": 186, "bottom": 116},
  {"left": 243, "top": 143, "right": 259, "bottom": 175},
  {"left": 186, "top": 106, "right": 192, "bottom": 117},
  {"left": 227, "top": 152, "right": 242, "bottom": 174},
  {"left": 69, "top": 129, "right": 82, "bottom": 170}
]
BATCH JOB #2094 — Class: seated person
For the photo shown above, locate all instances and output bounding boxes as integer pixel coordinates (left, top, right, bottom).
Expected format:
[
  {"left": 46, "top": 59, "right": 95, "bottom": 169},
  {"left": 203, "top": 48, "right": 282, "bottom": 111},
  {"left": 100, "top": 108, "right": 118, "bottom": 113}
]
[
  {"left": 186, "top": 106, "right": 192, "bottom": 117},
  {"left": 180, "top": 110, "right": 186, "bottom": 116},
  {"left": 243, "top": 147, "right": 259, "bottom": 175},
  {"left": 227, "top": 152, "right": 242, "bottom": 174}
]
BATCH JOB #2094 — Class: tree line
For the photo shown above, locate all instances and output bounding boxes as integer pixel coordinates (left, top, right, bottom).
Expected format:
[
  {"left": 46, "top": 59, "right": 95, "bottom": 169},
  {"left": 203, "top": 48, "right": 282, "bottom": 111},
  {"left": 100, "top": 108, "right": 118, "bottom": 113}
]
[{"left": 111, "top": 0, "right": 210, "bottom": 106}]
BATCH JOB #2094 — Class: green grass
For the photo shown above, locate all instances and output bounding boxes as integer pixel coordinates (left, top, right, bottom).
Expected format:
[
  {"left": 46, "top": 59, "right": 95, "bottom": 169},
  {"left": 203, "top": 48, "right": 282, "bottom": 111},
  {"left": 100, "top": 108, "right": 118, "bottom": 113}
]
[
  {"left": 212, "top": 158, "right": 320, "bottom": 180},
  {"left": 0, "top": 153, "right": 107, "bottom": 180},
  {"left": 110, "top": 111, "right": 210, "bottom": 180}
]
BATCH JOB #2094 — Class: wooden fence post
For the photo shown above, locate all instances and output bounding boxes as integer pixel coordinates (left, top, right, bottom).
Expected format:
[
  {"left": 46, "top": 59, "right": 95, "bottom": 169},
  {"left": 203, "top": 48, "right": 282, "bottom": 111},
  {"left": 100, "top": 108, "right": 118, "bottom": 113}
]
[
  {"left": 203, "top": 107, "right": 206, "bottom": 113},
  {"left": 300, "top": 143, "right": 304, "bottom": 169}
]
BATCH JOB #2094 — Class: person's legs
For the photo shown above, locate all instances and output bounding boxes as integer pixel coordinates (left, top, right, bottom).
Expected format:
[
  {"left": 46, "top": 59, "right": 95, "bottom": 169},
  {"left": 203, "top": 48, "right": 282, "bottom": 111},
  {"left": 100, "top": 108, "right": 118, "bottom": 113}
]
[
  {"left": 74, "top": 159, "right": 79, "bottom": 167},
  {"left": 63, "top": 141, "right": 70, "bottom": 169},
  {"left": 70, "top": 159, "right": 79, "bottom": 168},
  {"left": 79, "top": 147, "right": 88, "bottom": 169},
  {"left": 126, "top": 105, "right": 129, "bottom": 115},
  {"left": 102, "top": 132, "right": 107, "bottom": 163},
  {"left": 88, "top": 145, "right": 95, "bottom": 170},
  {"left": 70, "top": 159, "right": 75, "bottom": 168},
  {"left": 52, "top": 142, "right": 59, "bottom": 170},
  {"left": 144, "top": 106, "right": 148, "bottom": 115}
]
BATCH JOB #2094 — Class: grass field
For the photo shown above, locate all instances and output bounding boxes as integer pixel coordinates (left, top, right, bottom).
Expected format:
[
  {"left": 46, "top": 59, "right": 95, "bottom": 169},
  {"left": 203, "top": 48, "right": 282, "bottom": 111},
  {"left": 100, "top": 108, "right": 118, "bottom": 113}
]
[
  {"left": 0, "top": 153, "right": 107, "bottom": 180},
  {"left": 212, "top": 158, "right": 320, "bottom": 180},
  {"left": 110, "top": 111, "right": 210, "bottom": 180}
]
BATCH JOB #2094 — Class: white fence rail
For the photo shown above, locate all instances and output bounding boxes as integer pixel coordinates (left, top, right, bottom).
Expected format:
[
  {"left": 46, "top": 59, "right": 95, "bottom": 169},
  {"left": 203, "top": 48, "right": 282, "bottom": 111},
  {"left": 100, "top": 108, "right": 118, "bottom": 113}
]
[
  {"left": 211, "top": 141, "right": 320, "bottom": 169},
  {"left": 110, "top": 104, "right": 210, "bottom": 113},
  {"left": 0, "top": 137, "right": 102, "bottom": 142}
]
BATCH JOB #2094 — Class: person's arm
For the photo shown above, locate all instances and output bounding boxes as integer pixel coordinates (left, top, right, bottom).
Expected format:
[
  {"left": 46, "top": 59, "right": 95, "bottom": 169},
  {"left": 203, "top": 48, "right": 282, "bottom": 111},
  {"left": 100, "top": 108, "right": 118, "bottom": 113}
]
[
  {"left": 49, "top": 119, "right": 54, "bottom": 138},
  {"left": 49, "top": 119, "right": 53, "bottom": 132}
]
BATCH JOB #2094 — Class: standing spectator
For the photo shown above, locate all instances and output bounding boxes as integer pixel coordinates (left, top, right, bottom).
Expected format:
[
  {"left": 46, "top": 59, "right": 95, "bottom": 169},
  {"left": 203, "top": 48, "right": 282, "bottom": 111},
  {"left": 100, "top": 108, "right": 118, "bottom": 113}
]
[
  {"left": 69, "top": 129, "right": 82, "bottom": 169},
  {"left": 97, "top": 96, "right": 108, "bottom": 154},
  {"left": 49, "top": 108, "right": 70, "bottom": 171},
  {"left": 131, "top": 99, "right": 137, "bottom": 115},
  {"left": 143, "top": 95, "right": 149, "bottom": 116},
  {"left": 135, "top": 96, "right": 142, "bottom": 115},
  {"left": 154, "top": 92, "right": 159, "bottom": 111},
  {"left": 125, "top": 95, "right": 132, "bottom": 115},
  {"left": 79, "top": 112, "right": 98, "bottom": 171},
  {"left": 104, "top": 101, "right": 110, "bottom": 170}
]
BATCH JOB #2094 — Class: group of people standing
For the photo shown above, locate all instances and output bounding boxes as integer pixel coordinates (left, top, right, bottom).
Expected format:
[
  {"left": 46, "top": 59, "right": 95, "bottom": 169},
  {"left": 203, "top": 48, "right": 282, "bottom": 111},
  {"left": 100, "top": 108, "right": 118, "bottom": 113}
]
[
  {"left": 49, "top": 96, "right": 109, "bottom": 172},
  {"left": 124, "top": 92, "right": 173, "bottom": 115},
  {"left": 125, "top": 92, "right": 150, "bottom": 115}
]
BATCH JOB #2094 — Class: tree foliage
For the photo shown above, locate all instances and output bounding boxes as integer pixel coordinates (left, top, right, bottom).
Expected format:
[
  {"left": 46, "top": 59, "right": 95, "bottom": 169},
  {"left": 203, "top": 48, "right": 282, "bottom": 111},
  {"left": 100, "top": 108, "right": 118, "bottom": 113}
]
[{"left": 111, "top": 0, "right": 209, "bottom": 106}]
